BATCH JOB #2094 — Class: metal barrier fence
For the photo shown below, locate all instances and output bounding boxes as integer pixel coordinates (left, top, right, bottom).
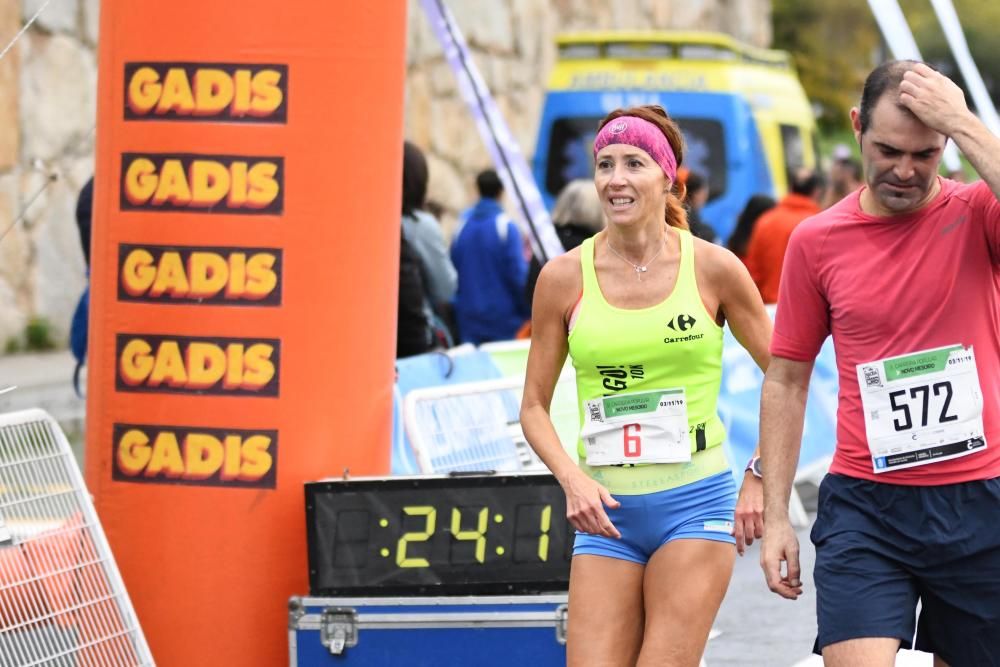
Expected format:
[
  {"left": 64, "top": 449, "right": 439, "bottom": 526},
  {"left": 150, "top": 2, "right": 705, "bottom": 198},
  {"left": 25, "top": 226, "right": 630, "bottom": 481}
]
[
  {"left": 0, "top": 409, "right": 152, "bottom": 666},
  {"left": 403, "top": 369, "right": 579, "bottom": 474}
]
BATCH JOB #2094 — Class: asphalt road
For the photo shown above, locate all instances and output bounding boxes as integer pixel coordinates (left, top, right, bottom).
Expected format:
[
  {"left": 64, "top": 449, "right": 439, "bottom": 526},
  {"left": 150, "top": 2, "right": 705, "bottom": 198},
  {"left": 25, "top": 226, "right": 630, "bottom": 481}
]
[
  {"left": 705, "top": 522, "right": 819, "bottom": 666},
  {"left": 705, "top": 517, "right": 932, "bottom": 666}
]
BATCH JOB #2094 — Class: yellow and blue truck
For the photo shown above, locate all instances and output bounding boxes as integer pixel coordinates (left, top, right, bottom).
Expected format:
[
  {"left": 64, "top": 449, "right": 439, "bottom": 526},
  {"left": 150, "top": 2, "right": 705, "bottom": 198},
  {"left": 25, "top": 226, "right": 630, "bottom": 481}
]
[{"left": 533, "top": 31, "right": 818, "bottom": 241}]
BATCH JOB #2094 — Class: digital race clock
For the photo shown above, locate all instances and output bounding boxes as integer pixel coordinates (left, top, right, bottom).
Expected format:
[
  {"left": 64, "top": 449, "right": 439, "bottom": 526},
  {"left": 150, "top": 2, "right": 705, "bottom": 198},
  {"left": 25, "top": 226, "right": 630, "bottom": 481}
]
[{"left": 305, "top": 473, "right": 572, "bottom": 596}]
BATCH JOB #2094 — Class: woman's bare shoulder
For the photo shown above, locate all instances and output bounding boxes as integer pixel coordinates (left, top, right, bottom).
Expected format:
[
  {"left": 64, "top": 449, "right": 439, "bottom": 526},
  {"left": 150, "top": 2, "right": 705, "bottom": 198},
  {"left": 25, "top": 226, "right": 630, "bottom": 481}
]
[
  {"left": 692, "top": 236, "right": 745, "bottom": 280},
  {"left": 535, "top": 245, "right": 585, "bottom": 309},
  {"left": 540, "top": 245, "right": 584, "bottom": 282}
]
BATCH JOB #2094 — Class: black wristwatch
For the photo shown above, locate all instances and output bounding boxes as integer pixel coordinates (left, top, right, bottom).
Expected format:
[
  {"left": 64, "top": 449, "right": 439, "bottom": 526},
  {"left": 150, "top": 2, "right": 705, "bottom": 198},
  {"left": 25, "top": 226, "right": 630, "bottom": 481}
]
[{"left": 745, "top": 455, "right": 763, "bottom": 479}]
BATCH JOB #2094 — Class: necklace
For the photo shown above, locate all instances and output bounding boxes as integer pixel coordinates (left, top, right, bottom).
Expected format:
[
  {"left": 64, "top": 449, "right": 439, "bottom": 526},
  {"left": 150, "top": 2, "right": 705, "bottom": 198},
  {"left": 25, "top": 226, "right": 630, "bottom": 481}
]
[{"left": 605, "top": 231, "right": 667, "bottom": 281}]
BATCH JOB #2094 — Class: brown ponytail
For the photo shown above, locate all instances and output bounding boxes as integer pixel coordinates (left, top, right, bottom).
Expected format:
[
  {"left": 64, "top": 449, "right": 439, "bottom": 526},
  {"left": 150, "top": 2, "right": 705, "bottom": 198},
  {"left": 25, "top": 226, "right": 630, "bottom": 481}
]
[{"left": 597, "top": 105, "right": 690, "bottom": 231}]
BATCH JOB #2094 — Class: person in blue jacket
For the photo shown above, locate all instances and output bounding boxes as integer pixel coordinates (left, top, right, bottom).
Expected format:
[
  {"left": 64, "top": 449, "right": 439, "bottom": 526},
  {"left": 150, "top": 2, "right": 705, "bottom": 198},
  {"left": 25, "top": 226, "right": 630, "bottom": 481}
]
[{"left": 450, "top": 169, "right": 530, "bottom": 344}]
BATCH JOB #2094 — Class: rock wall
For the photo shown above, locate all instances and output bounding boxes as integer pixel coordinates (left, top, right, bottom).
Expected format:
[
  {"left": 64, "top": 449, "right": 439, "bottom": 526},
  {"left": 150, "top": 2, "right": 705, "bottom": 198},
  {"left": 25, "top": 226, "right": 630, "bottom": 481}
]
[
  {"left": 0, "top": 0, "right": 98, "bottom": 348},
  {"left": 404, "top": 0, "right": 772, "bottom": 227},
  {"left": 0, "top": 0, "right": 770, "bottom": 349}
]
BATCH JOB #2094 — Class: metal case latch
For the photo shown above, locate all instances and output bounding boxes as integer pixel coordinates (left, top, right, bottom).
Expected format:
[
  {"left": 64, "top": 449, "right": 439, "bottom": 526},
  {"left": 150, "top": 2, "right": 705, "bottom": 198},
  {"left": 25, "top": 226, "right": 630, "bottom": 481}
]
[
  {"left": 556, "top": 604, "right": 569, "bottom": 645},
  {"left": 320, "top": 607, "right": 358, "bottom": 655}
]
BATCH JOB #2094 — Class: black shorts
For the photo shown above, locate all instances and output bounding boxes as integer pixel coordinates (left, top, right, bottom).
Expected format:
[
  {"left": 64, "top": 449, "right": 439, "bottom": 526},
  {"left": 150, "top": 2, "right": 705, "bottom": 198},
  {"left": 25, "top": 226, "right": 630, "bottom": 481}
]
[{"left": 811, "top": 473, "right": 1000, "bottom": 664}]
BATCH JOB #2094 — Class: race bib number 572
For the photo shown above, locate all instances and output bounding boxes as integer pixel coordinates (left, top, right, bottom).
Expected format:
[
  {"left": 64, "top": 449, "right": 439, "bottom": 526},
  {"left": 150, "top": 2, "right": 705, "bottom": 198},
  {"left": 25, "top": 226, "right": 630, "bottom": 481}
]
[{"left": 857, "top": 345, "right": 986, "bottom": 473}]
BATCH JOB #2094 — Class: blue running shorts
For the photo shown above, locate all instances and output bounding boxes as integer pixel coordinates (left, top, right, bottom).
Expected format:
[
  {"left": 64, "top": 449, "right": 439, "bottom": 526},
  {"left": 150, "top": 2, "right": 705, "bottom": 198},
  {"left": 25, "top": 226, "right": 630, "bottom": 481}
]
[
  {"left": 811, "top": 473, "right": 1000, "bottom": 664},
  {"left": 573, "top": 471, "right": 737, "bottom": 565}
]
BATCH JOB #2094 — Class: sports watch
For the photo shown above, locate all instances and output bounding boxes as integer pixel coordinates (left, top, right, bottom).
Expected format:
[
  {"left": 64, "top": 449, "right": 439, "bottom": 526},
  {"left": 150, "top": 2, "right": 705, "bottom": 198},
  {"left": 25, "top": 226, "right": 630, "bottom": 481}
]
[{"left": 745, "top": 455, "right": 763, "bottom": 479}]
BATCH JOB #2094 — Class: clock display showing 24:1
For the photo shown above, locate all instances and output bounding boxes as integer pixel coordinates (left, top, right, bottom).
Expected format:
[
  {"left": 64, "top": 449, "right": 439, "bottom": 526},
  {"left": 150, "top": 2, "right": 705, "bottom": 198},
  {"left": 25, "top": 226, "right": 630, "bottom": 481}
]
[
  {"left": 385, "top": 502, "right": 561, "bottom": 567},
  {"left": 309, "top": 481, "right": 574, "bottom": 593}
]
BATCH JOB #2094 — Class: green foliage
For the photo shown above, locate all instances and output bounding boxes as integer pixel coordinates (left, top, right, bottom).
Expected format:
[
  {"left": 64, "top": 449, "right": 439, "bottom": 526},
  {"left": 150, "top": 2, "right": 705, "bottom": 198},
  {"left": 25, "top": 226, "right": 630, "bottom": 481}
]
[
  {"left": 773, "top": 0, "right": 882, "bottom": 132},
  {"left": 774, "top": 0, "right": 1000, "bottom": 132},
  {"left": 24, "top": 317, "right": 55, "bottom": 351},
  {"left": 1, "top": 318, "right": 60, "bottom": 355},
  {"left": 818, "top": 128, "right": 860, "bottom": 162}
]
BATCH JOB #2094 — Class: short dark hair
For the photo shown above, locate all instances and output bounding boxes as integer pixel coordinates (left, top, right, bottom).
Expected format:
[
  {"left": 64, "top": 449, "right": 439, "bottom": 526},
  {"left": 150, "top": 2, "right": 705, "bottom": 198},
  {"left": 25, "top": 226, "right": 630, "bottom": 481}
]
[
  {"left": 75, "top": 177, "right": 94, "bottom": 267},
  {"left": 402, "top": 141, "right": 429, "bottom": 216},
  {"left": 726, "top": 194, "right": 776, "bottom": 257},
  {"left": 476, "top": 169, "right": 503, "bottom": 199},
  {"left": 789, "top": 168, "right": 824, "bottom": 197},
  {"left": 858, "top": 60, "right": 928, "bottom": 134},
  {"left": 685, "top": 170, "right": 706, "bottom": 195}
]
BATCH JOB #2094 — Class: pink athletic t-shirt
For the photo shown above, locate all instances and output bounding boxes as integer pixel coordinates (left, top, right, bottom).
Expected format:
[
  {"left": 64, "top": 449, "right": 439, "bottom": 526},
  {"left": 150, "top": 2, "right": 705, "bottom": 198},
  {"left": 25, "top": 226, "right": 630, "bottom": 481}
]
[{"left": 772, "top": 178, "right": 1000, "bottom": 484}]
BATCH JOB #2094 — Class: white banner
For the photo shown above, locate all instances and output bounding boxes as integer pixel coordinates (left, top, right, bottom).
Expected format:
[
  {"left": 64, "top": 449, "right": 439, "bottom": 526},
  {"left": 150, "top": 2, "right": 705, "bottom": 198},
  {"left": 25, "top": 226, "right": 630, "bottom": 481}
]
[
  {"left": 419, "top": 0, "right": 565, "bottom": 263},
  {"left": 928, "top": 0, "right": 1000, "bottom": 137}
]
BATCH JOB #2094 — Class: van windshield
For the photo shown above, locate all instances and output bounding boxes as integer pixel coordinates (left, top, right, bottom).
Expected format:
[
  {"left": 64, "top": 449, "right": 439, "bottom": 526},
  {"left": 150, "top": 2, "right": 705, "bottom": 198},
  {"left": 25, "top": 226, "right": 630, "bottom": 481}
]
[
  {"left": 544, "top": 116, "right": 728, "bottom": 202},
  {"left": 780, "top": 124, "right": 805, "bottom": 172}
]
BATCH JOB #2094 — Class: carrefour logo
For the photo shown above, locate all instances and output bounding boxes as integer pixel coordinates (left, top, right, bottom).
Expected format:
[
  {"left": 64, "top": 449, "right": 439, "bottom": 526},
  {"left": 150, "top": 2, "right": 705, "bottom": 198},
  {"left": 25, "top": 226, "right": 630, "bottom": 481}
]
[
  {"left": 663, "top": 313, "right": 703, "bottom": 344},
  {"left": 666, "top": 314, "right": 696, "bottom": 332}
]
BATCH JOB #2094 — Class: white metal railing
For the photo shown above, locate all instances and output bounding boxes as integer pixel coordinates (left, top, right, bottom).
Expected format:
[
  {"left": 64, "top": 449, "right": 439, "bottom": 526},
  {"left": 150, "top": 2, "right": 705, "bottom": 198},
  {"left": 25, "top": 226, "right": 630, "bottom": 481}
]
[
  {"left": 403, "top": 369, "right": 578, "bottom": 474},
  {"left": 0, "top": 409, "right": 153, "bottom": 666}
]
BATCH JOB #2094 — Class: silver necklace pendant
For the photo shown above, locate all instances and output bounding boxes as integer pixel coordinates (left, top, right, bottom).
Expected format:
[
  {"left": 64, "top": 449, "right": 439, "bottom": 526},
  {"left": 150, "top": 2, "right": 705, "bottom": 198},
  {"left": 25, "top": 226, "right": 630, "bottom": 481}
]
[{"left": 606, "top": 227, "right": 667, "bottom": 283}]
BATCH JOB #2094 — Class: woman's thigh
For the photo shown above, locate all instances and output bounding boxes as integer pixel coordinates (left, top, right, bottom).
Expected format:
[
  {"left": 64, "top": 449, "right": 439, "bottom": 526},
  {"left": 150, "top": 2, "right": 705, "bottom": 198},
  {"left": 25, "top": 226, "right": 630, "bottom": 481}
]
[
  {"left": 638, "top": 538, "right": 735, "bottom": 667},
  {"left": 567, "top": 554, "right": 645, "bottom": 667}
]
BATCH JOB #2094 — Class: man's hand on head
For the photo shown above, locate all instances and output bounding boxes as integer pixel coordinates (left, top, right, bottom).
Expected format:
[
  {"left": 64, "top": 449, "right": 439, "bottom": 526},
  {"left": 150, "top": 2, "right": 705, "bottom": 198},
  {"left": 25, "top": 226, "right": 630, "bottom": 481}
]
[{"left": 898, "top": 63, "right": 974, "bottom": 138}]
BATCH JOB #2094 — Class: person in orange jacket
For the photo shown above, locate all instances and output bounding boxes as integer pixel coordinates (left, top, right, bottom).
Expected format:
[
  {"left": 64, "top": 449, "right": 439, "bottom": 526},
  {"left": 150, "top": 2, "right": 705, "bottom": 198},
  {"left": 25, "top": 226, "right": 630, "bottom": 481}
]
[{"left": 744, "top": 168, "right": 825, "bottom": 303}]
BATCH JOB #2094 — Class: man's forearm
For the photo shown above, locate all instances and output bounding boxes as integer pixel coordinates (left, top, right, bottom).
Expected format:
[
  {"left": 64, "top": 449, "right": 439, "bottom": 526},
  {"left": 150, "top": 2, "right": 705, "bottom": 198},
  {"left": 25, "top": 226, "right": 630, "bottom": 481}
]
[
  {"left": 950, "top": 113, "right": 1000, "bottom": 200},
  {"left": 760, "top": 374, "right": 808, "bottom": 520}
]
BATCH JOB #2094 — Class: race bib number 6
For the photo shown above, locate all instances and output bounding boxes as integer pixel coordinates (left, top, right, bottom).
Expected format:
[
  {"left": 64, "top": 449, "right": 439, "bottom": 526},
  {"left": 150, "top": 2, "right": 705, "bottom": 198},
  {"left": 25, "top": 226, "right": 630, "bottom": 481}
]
[
  {"left": 580, "top": 388, "right": 691, "bottom": 466},
  {"left": 857, "top": 345, "right": 986, "bottom": 473}
]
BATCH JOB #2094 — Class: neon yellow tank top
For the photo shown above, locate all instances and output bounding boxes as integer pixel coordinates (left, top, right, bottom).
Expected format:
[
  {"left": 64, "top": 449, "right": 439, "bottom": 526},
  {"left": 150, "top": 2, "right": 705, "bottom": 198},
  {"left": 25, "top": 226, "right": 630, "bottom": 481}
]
[{"left": 568, "top": 228, "right": 729, "bottom": 494}]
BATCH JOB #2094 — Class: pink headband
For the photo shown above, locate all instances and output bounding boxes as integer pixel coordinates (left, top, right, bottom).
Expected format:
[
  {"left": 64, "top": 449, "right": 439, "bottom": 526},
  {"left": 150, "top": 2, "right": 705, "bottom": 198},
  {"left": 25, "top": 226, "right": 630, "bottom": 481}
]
[{"left": 593, "top": 115, "right": 678, "bottom": 182}]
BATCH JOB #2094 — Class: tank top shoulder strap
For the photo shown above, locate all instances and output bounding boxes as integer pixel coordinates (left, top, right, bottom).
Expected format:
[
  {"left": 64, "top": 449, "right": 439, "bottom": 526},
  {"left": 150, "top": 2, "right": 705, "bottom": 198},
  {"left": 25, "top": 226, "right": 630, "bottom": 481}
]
[
  {"left": 579, "top": 235, "right": 600, "bottom": 297},
  {"left": 674, "top": 227, "right": 696, "bottom": 294}
]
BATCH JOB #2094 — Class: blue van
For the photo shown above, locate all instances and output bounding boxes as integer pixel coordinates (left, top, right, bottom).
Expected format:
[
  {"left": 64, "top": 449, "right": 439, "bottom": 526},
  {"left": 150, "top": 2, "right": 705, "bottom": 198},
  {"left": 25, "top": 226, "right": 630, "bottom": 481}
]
[{"left": 533, "top": 32, "right": 818, "bottom": 241}]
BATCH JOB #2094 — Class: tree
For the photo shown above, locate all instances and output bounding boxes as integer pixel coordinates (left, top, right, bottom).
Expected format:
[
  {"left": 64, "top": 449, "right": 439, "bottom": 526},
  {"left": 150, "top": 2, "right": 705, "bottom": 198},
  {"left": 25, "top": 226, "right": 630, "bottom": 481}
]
[
  {"left": 772, "top": 0, "right": 882, "bottom": 131},
  {"left": 774, "top": 0, "right": 999, "bottom": 130}
]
